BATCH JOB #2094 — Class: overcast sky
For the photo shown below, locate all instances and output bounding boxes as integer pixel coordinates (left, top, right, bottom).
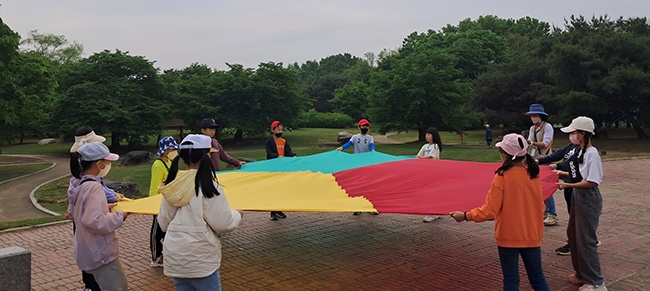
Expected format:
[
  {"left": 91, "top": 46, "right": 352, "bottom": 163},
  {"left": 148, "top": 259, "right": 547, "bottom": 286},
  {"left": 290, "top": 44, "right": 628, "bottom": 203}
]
[{"left": 3, "top": 1, "right": 649, "bottom": 71}]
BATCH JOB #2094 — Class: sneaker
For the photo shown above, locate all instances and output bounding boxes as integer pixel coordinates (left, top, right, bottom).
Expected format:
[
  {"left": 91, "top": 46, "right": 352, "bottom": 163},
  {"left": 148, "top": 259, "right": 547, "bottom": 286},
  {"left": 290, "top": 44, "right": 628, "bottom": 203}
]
[
  {"left": 149, "top": 256, "right": 164, "bottom": 268},
  {"left": 423, "top": 215, "right": 440, "bottom": 222},
  {"left": 269, "top": 212, "right": 278, "bottom": 221},
  {"left": 275, "top": 211, "right": 287, "bottom": 219},
  {"left": 568, "top": 273, "right": 583, "bottom": 285},
  {"left": 596, "top": 240, "right": 602, "bottom": 247},
  {"left": 543, "top": 214, "right": 559, "bottom": 226},
  {"left": 555, "top": 243, "right": 571, "bottom": 255},
  {"left": 579, "top": 283, "right": 608, "bottom": 291},
  {"left": 543, "top": 212, "right": 548, "bottom": 220},
  {"left": 353, "top": 212, "right": 362, "bottom": 215},
  {"left": 370, "top": 212, "right": 380, "bottom": 215}
]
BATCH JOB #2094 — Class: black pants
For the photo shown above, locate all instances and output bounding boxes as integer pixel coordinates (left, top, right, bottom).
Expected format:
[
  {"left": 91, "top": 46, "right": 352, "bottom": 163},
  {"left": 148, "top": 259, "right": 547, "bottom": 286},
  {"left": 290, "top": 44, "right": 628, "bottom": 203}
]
[
  {"left": 564, "top": 187, "right": 572, "bottom": 214},
  {"left": 73, "top": 221, "right": 102, "bottom": 291},
  {"left": 150, "top": 215, "right": 166, "bottom": 261}
]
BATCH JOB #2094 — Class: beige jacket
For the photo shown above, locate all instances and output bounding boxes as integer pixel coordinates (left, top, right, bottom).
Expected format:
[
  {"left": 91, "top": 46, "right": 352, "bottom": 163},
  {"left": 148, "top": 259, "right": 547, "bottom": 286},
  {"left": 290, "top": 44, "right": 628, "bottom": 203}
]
[{"left": 157, "top": 169, "right": 241, "bottom": 278}]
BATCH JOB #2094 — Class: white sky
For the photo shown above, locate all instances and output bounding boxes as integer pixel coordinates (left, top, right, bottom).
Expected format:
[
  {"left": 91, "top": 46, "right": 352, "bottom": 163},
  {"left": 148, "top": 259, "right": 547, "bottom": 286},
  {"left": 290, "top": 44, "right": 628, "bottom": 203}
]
[{"left": 2, "top": 0, "right": 648, "bottom": 71}]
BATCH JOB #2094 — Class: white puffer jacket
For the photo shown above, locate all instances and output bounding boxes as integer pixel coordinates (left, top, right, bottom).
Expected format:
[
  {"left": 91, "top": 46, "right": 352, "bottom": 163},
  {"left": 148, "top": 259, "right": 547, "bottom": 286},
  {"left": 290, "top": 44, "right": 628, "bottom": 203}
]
[{"left": 157, "top": 169, "right": 241, "bottom": 278}]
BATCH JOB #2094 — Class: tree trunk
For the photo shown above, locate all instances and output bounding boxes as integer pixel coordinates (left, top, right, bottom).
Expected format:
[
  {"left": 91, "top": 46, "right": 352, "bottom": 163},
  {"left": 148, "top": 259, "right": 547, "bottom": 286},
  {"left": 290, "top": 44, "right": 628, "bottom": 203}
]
[
  {"left": 234, "top": 129, "right": 243, "bottom": 143},
  {"left": 111, "top": 132, "right": 121, "bottom": 148},
  {"left": 630, "top": 120, "right": 649, "bottom": 139}
]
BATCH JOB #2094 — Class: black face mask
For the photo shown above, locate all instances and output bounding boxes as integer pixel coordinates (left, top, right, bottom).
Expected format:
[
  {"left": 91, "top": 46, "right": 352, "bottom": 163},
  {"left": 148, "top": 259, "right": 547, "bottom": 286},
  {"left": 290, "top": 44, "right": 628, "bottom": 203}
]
[
  {"left": 274, "top": 133, "right": 283, "bottom": 138},
  {"left": 360, "top": 128, "right": 369, "bottom": 134}
]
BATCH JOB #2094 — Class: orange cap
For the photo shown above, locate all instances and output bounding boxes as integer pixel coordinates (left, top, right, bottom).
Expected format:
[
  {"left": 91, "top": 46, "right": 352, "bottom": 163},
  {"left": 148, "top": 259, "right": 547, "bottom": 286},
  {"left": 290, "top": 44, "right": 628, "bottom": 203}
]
[{"left": 270, "top": 120, "right": 282, "bottom": 130}]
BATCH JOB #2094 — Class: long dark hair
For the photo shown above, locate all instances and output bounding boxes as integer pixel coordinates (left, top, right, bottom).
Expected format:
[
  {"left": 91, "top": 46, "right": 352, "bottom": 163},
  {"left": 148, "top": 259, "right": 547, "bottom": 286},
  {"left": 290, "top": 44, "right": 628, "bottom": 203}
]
[
  {"left": 426, "top": 127, "right": 443, "bottom": 152},
  {"left": 164, "top": 147, "right": 220, "bottom": 198},
  {"left": 577, "top": 131, "right": 593, "bottom": 164},
  {"left": 69, "top": 152, "right": 98, "bottom": 179},
  {"left": 495, "top": 148, "right": 540, "bottom": 179}
]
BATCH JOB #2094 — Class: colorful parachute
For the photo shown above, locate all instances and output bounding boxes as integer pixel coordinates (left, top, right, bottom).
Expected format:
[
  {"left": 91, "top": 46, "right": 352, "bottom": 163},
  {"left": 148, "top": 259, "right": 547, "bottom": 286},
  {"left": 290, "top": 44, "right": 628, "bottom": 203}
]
[{"left": 114, "top": 151, "right": 559, "bottom": 215}]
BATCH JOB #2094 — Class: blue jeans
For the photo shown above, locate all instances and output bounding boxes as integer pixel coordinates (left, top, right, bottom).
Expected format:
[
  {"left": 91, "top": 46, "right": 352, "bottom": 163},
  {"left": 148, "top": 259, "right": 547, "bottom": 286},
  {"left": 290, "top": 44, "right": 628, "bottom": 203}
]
[
  {"left": 498, "top": 246, "right": 549, "bottom": 291},
  {"left": 173, "top": 269, "right": 222, "bottom": 291},
  {"left": 544, "top": 196, "right": 557, "bottom": 216}
]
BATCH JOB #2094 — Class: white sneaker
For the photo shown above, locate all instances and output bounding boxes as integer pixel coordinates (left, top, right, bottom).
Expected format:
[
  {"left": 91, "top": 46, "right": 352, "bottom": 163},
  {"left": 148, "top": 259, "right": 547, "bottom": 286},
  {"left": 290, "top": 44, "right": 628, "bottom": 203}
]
[
  {"left": 579, "top": 283, "right": 607, "bottom": 291},
  {"left": 596, "top": 240, "right": 602, "bottom": 247},
  {"left": 423, "top": 215, "right": 440, "bottom": 222},
  {"left": 543, "top": 214, "right": 559, "bottom": 226},
  {"left": 150, "top": 256, "right": 164, "bottom": 268}
]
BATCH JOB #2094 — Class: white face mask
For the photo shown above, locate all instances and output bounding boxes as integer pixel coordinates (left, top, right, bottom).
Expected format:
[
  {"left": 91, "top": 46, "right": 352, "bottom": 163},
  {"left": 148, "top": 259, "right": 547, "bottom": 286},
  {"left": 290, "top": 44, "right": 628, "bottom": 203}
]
[
  {"left": 531, "top": 116, "right": 541, "bottom": 125},
  {"left": 569, "top": 133, "right": 580, "bottom": 145},
  {"left": 167, "top": 150, "right": 178, "bottom": 160},
  {"left": 98, "top": 161, "right": 111, "bottom": 177}
]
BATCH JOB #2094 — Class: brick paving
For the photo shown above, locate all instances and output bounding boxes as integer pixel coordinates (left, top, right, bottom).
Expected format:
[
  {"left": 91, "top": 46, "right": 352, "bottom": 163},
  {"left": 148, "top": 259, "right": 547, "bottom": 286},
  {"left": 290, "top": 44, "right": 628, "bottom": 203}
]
[{"left": 0, "top": 158, "right": 648, "bottom": 290}]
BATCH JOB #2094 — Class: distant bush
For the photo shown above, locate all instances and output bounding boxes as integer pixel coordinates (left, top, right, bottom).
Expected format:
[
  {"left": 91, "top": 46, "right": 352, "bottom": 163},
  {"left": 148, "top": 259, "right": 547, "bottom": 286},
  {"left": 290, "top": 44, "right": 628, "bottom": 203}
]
[{"left": 296, "top": 109, "right": 353, "bottom": 128}]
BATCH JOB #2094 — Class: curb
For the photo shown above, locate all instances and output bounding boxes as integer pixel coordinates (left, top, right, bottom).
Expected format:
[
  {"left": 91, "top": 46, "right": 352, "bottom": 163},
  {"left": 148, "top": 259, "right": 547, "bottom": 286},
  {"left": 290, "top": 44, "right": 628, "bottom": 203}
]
[{"left": 29, "top": 174, "right": 71, "bottom": 217}]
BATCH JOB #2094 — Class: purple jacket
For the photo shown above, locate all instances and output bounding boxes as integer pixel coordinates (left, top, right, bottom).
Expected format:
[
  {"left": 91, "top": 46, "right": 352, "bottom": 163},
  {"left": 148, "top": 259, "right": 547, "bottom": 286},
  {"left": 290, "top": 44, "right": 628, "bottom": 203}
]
[
  {"left": 209, "top": 138, "right": 241, "bottom": 171},
  {"left": 67, "top": 177, "right": 118, "bottom": 216},
  {"left": 69, "top": 175, "right": 124, "bottom": 271}
]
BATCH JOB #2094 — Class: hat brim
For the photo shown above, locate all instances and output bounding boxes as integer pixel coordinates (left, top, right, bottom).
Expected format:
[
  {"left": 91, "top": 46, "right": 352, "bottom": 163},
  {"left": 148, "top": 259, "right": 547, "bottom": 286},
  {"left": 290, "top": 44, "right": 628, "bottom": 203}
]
[
  {"left": 69, "top": 135, "right": 107, "bottom": 153},
  {"left": 525, "top": 111, "right": 548, "bottom": 116},
  {"left": 104, "top": 153, "right": 120, "bottom": 161}
]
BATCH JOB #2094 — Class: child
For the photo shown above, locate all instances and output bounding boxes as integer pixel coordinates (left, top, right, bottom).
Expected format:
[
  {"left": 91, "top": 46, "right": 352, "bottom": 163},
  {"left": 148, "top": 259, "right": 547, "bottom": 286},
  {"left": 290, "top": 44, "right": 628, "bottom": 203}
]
[
  {"left": 337, "top": 119, "right": 378, "bottom": 215},
  {"left": 265, "top": 121, "right": 296, "bottom": 221},
  {"left": 450, "top": 133, "right": 549, "bottom": 291},
  {"left": 67, "top": 125, "right": 124, "bottom": 291},
  {"left": 538, "top": 142, "right": 582, "bottom": 256},
  {"left": 148, "top": 136, "right": 179, "bottom": 267},
  {"left": 337, "top": 119, "right": 375, "bottom": 153},
  {"left": 69, "top": 142, "right": 129, "bottom": 291},
  {"left": 199, "top": 118, "right": 246, "bottom": 171},
  {"left": 417, "top": 127, "right": 443, "bottom": 223},
  {"left": 525, "top": 104, "right": 558, "bottom": 226},
  {"left": 557, "top": 117, "right": 607, "bottom": 291},
  {"left": 485, "top": 124, "right": 493, "bottom": 148},
  {"left": 157, "top": 134, "right": 243, "bottom": 290}
]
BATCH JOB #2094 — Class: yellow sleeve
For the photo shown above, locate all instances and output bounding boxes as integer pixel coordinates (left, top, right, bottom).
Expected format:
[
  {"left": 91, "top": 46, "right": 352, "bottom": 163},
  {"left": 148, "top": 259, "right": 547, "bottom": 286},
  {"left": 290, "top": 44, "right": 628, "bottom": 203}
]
[{"left": 149, "top": 160, "right": 167, "bottom": 196}]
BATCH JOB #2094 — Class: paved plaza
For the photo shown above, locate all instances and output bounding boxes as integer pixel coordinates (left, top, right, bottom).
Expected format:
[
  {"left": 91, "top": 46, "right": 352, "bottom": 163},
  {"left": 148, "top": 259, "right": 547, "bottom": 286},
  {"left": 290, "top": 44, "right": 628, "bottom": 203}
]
[{"left": 0, "top": 158, "right": 648, "bottom": 290}]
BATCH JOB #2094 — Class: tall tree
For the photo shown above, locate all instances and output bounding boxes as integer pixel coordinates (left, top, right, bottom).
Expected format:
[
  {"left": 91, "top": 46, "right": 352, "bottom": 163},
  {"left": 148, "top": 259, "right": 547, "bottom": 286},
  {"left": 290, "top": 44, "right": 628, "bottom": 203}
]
[
  {"left": 0, "top": 18, "right": 21, "bottom": 143},
  {"left": 53, "top": 50, "right": 166, "bottom": 147},
  {"left": 19, "top": 30, "right": 83, "bottom": 65}
]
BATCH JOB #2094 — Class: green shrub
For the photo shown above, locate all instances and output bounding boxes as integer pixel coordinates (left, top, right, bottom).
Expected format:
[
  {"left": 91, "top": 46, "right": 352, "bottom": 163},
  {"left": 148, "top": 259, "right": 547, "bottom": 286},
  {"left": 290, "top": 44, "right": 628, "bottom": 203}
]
[{"left": 296, "top": 109, "right": 353, "bottom": 128}]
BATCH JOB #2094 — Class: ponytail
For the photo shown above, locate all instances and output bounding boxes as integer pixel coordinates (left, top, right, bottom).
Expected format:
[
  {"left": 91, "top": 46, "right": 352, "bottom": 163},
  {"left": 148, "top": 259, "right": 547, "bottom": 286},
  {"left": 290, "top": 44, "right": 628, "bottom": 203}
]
[
  {"left": 577, "top": 131, "right": 593, "bottom": 164},
  {"left": 524, "top": 154, "right": 540, "bottom": 179},
  {"left": 164, "top": 155, "right": 182, "bottom": 185},
  {"left": 69, "top": 152, "right": 96, "bottom": 179}
]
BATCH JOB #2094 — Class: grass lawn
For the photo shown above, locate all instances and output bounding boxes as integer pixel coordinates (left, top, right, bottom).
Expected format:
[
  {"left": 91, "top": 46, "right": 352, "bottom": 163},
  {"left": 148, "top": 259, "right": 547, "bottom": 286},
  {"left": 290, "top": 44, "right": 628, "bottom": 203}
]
[
  {"left": 0, "top": 163, "right": 52, "bottom": 183},
  {"left": 1, "top": 126, "right": 645, "bottom": 230}
]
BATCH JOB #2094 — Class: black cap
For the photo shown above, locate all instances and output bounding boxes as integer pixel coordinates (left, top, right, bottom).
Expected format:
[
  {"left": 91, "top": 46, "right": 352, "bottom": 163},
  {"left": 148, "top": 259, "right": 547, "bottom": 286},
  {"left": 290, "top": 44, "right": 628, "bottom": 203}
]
[{"left": 199, "top": 118, "right": 218, "bottom": 129}]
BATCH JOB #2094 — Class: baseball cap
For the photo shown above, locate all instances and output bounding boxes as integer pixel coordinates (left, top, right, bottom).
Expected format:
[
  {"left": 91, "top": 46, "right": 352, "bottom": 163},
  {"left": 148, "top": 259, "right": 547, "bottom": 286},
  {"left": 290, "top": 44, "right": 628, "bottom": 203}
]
[
  {"left": 77, "top": 142, "right": 119, "bottom": 162},
  {"left": 180, "top": 134, "right": 212, "bottom": 150},
  {"left": 270, "top": 120, "right": 282, "bottom": 131},
  {"left": 199, "top": 118, "right": 219, "bottom": 129},
  {"left": 495, "top": 133, "right": 528, "bottom": 159},
  {"left": 358, "top": 119, "right": 370, "bottom": 126},
  {"left": 561, "top": 116, "right": 595, "bottom": 134},
  {"left": 157, "top": 136, "right": 180, "bottom": 155},
  {"left": 70, "top": 131, "right": 106, "bottom": 153}
]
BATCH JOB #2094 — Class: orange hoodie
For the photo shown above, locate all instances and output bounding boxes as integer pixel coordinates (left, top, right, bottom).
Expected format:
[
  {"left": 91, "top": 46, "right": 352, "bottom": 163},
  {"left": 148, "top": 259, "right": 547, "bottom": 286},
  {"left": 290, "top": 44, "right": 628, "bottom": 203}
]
[{"left": 466, "top": 167, "right": 545, "bottom": 248}]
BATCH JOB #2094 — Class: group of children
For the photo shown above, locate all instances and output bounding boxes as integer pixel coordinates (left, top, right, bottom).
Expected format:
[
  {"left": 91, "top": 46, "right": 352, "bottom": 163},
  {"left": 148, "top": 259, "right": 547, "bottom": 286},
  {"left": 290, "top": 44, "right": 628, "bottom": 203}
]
[{"left": 67, "top": 110, "right": 606, "bottom": 290}]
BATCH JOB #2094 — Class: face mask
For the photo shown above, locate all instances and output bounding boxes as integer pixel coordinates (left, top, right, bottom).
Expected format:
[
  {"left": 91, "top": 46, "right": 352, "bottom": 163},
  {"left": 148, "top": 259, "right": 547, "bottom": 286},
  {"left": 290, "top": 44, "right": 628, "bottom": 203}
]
[
  {"left": 98, "top": 161, "right": 111, "bottom": 177},
  {"left": 167, "top": 150, "right": 178, "bottom": 160},
  {"left": 274, "top": 133, "right": 283, "bottom": 138},
  {"left": 531, "top": 117, "right": 541, "bottom": 125},
  {"left": 569, "top": 133, "right": 580, "bottom": 145},
  {"left": 360, "top": 128, "right": 369, "bottom": 134}
]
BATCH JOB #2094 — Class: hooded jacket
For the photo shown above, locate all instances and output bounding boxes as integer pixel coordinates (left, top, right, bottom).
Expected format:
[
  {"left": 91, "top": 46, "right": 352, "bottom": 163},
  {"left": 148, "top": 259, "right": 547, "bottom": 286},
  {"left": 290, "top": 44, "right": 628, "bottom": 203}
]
[
  {"left": 69, "top": 175, "right": 125, "bottom": 271},
  {"left": 157, "top": 169, "right": 242, "bottom": 278}
]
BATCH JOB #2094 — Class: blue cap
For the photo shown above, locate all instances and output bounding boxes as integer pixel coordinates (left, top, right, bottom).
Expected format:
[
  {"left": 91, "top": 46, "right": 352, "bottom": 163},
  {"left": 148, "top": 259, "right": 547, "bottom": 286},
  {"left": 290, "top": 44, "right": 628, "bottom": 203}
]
[
  {"left": 157, "top": 136, "right": 180, "bottom": 155},
  {"left": 78, "top": 142, "right": 119, "bottom": 161},
  {"left": 525, "top": 104, "right": 548, "bottom": 116}
]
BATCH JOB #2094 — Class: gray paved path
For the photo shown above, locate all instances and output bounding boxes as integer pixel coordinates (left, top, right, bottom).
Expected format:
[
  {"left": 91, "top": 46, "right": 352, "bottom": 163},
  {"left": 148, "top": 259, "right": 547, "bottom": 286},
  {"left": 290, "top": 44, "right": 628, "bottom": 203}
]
[
  {"left": 0, "top": 158, "right": 648, "bottom": 290},
  {"left": 0, "top": 154, "right": 70, "bottom": 221}
]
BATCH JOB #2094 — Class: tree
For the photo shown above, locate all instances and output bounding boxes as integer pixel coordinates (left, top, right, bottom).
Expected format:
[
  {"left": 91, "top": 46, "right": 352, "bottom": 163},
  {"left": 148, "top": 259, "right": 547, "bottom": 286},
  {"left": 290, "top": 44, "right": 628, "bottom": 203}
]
[
  {"left": 330, "top": 81, "right": 369, "bottom": 121},
  {"left": 53, "top": 50, "right": 166, "bottom": 147},
  {"left": 19, "top": 30, "right": 83, "bottom": 65},
  {"left": 0, "top": 18, "right": 21, "bottom": 143}
]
